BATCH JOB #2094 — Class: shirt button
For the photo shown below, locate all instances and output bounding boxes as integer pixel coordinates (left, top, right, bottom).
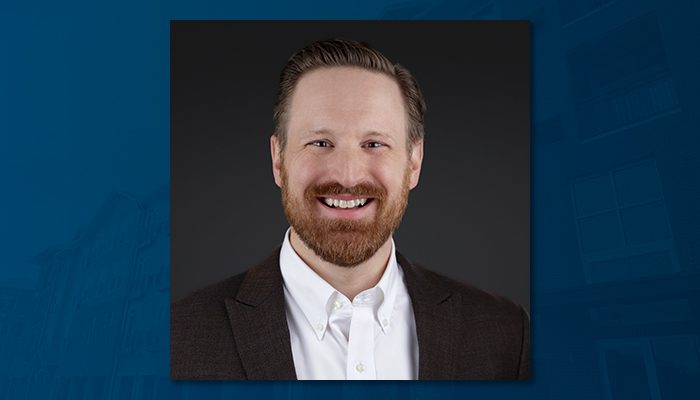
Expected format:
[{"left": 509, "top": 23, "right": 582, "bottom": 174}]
[
  {"left": 332, "top": 300, "right": 343, "bottom": 310},
  {"left": 382, "top": 319, "right": 389, "bottom": 327},
  {"left": 315, "top": 323, "right": 324, "bottom": 332},
  {"left": 355, "top": 362, "right": 365, "bottom": 373}
]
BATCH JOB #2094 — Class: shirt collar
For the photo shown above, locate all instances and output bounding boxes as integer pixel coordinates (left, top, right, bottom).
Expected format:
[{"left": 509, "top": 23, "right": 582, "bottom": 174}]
[{"left": 279, "top": 228, "right": 401, "bottom": 339}]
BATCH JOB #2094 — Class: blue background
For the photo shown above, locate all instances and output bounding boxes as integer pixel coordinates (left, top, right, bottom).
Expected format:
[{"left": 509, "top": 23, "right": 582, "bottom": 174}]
[{"left": 2, "top": 0, "right": 699, "bottom": 399}]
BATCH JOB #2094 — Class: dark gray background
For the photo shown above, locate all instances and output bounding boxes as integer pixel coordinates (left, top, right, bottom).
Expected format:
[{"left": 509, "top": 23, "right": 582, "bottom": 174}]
[{"left": 171, "top": 21, "right": 530, "bottom": 309}]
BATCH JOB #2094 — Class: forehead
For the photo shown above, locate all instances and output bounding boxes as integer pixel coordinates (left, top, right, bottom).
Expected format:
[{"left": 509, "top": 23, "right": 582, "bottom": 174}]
[{"left": 286, "top": 66, "right": 407, "bottom": 139}]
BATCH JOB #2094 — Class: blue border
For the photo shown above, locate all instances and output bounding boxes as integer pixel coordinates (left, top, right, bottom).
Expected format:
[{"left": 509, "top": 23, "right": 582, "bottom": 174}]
[{"left": 2, "top": 0, "right": 700, "bottom": 399}]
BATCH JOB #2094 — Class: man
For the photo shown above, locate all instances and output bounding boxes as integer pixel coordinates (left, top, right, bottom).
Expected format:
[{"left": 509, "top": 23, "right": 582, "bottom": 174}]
[{"left": 171, "top": 39, "right": 530, "bottom": 380}]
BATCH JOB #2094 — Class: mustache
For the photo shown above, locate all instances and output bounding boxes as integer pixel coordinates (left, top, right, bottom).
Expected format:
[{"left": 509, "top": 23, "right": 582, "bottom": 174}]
[{"left": 306, "top": 182, "right": 386, "bottom": 199}]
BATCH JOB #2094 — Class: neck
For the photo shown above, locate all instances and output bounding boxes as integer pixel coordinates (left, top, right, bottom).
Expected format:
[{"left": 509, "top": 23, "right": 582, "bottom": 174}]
[{"left": 289, "top": 228, "right": 393, "bottom": 301}]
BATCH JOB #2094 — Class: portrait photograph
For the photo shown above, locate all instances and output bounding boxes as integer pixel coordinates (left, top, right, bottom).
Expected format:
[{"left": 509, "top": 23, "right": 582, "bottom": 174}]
[{"left": 170, "top": 20, "right": 530, "bottom": 381}]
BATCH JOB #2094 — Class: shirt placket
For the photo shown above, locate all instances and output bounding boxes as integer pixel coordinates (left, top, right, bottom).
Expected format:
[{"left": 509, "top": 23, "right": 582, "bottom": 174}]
[{"left": 346, "top": 293, "right": 377, "bottom": 380}]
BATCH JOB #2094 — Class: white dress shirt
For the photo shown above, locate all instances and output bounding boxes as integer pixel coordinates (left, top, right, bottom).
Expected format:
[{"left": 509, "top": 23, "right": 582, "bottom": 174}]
[{"left": 279, "top": 228, "right": 419, "bottom": 380}]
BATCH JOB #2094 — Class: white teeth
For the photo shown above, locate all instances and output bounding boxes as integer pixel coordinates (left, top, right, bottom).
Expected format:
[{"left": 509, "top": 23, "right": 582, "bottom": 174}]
[{"left": 323, "top": 197, "right": 369, "bottom": 209}]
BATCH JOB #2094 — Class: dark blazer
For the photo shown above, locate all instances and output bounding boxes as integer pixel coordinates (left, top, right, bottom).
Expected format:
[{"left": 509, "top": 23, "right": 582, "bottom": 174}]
[{"left": 171, "top": 249, "right": 530, "bottom": 380}]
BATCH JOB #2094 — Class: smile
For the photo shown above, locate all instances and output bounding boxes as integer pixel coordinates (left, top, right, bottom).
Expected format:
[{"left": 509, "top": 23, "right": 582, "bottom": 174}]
[{"left": 319, "top": 197, "right": 372, "bottom": 209}]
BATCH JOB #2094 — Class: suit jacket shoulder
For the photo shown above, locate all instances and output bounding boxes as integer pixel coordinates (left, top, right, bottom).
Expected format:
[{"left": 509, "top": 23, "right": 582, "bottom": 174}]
[
  {"left": 397, "top": 254, "right": 530, "bottom": 380},
  {"left": 170, "top": 250, "right": 297, "bottom": 380},
  {"left": 170, "top": 270, "right": 248, "bottom": 379}
]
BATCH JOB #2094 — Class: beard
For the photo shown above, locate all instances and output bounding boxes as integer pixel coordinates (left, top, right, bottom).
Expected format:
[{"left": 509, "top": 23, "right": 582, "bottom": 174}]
[{"left": 280, "top": 166, "right": 411, "bottom": 267}]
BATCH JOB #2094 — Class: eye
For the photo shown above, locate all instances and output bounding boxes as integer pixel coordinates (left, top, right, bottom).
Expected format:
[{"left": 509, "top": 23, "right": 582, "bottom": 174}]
[
  {"left": 363, "top": 141, "right": 385, "bottom": 149},
  {"left": 309, "top": 140, "right": 332, "bottom": 148}
]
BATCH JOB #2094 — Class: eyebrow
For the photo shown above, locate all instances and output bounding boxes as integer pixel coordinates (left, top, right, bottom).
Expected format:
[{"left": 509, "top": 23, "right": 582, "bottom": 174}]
[
  {"left": 305, "top": 128, "right": 334, "bottom": 137},
  {"left": 302, "top": 129, "right": 395, "bottom": 142},
  {"left": 363, "top": 131, "right": 394, "bottom": 141}
]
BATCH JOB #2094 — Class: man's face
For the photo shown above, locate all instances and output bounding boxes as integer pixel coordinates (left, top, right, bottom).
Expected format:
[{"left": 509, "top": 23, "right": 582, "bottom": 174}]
[{"left": 271, "top": 66, "right": 423, "bottom": 266}]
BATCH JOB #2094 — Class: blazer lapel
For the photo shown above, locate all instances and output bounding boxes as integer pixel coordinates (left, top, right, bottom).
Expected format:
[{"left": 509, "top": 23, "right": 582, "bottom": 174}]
[
  {"left": 224, "top": 249, "right": 297, "bottom": 380},
  {"left": 397, "top": 252, "right": 455, "bottom": 380}
]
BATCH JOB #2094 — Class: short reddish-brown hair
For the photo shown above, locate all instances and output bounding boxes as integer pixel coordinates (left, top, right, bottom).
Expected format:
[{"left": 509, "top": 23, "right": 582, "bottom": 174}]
[{"left": 273, "top": 39, "right": 426, "bottom": 151}]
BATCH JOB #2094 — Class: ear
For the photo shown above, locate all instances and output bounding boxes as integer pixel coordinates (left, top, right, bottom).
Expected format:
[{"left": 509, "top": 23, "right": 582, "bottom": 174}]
[
  {"left": 271, "top": 135, "right": 283, "bottom": 188},
  {"left": 408, "top": 139, "right": 424, "bottom": 190}
]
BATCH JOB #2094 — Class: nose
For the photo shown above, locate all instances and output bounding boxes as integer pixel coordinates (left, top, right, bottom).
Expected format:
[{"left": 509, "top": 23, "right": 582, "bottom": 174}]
[{"left": 326, "top": 146, "right": 368, "bottom": 188}]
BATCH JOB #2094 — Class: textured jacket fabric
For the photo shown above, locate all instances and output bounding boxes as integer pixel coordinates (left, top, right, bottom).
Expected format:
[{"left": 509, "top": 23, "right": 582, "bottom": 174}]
[{"left": 171, "top": 249, "right": 530, "bottom": 380}]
